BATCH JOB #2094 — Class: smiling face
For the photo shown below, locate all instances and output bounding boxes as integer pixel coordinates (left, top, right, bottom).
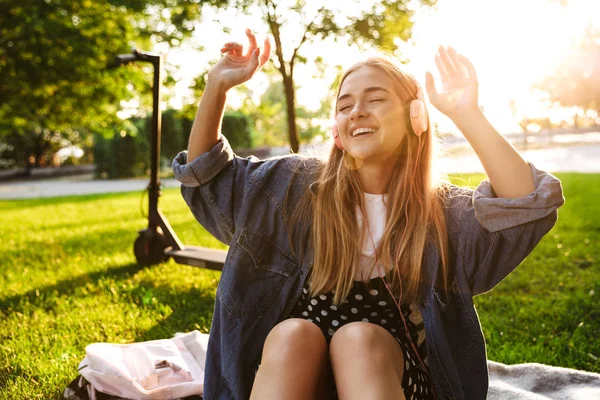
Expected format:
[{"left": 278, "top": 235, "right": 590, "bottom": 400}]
[{"left": 335, "top": 65, "right": 408, "bottom": 164}]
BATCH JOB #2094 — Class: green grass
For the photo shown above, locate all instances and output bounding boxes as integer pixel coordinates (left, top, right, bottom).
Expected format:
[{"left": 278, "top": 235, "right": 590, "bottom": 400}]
[{"left": 0, "top": 173, "right": 598, "bottom": 398}]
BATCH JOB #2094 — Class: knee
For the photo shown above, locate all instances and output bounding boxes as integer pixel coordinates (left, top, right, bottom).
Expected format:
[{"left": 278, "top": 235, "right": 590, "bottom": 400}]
[
  {"left": 330, "top": 322, "right": 395, "bottom": 361},
  {"left": 261, "top": 318, "right": 327, "bottom": 363}
]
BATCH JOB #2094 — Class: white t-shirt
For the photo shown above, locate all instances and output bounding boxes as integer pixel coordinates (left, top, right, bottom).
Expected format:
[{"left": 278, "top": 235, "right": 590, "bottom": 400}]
[{"left": 355, "top": 192, "right": 390, "bottom": 281}]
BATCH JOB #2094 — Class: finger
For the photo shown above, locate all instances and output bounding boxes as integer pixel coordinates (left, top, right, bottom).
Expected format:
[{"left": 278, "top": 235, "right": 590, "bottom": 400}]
[
  {"left": 223, "top": 53, "right": 248, "bottom": 63},
  {"left": 244, "top": 28, "right": 258, "bottom": 58},
  {"left": 220, "top": 47, "right": 243, "bottom": 56},
  {"left": 424, "top": 71, "right": 438, "bottom": 98},
  {"left": 244, "top": 47, "right": 261, "bottom": 78},
  {"left": 457, "top": 54, "right": 478, "bottom": 84},
  {"left": 435, "top": 54, "right": 449, "bottom": 83},
  {"left": 448, "top": 46, "right": 467, "bottom": 80},
  {"left": 221, "top": 42, "right": 243, "bottom": 56},
  {"left": 439, "top": 45, "right": 458, "bottom": 78},
  {"left": 259, "top": 36, "right": 272, "bottom": 66}
]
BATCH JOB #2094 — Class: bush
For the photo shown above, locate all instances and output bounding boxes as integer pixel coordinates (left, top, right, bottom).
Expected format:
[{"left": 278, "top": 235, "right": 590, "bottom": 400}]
[
  {"left": 91, "top": 108, "right": 256, "bottom": 179},
  {"left": 92, "top": 134, "right": 112, "bottom": 179},
  {"left": 161, "top": 109, "right": 187, "bottom": 161},
  {"left": 93, "top": 125, "right": 144, "bottom": 179},
  {"left": 221, "top": 111, "right": 255, "bottom": 150},
  {"left": 111, "top": 132, "right": 137, "bottom": 178}
]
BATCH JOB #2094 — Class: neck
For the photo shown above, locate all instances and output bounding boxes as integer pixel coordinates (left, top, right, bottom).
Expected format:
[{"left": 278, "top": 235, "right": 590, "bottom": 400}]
[{"left": 355, "top": 159, "right": 396, "bottom": 194}]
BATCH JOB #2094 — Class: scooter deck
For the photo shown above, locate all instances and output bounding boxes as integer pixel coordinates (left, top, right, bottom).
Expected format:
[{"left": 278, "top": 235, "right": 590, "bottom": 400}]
[{"left": 166, "top": 245, "right": 227, "bottom": 271}]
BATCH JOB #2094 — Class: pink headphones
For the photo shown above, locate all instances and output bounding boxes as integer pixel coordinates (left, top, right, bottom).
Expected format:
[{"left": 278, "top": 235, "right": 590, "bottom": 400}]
[{"left": 332, "top": 88, "right": 428, "bottom": 151}]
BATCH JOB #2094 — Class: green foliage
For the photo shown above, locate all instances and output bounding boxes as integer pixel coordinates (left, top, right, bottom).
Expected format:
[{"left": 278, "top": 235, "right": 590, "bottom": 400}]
[
  {"left": 111, "top": 132, "right": 138, "bottom": 178},
  {"left": 221, "top": 111, "right": 255, "bottom": 149},
  {"left": 130, "top": 116, "right": 151, "bottom": 169},
  {"left": 91, "top": 134, "right": 112, "bottom": 178},
  {"left": 0, "top": 0, "right": 141, "bottom": 142},
  {"left": 238, "top": 77, "right": 331, "bottom": 147},
  {"left": 349, "top": 2, "right": 412, "bottom": 51},
  {"left": 0, "top": 131, "right": 26, "bottom": 169},
  {"left": 109, "top": 0, "right": 228, "bottom": 46},
  {"left": 92, "top": 122, "right": 147, "bottom": 179},
  {"left": 160, "top": 108, "right": 188, "bottom": 159},
  {"left": 0, "top": 0, "right": 226, "bottom": 169},
  {"left": 91, "top": 107, "right": 203, "bottom": 179}
]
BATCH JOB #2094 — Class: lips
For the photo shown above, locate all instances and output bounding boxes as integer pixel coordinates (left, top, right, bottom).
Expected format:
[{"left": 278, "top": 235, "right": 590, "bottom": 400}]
[{"left": 351, "top": 126, "right": 379, "bottom": 137}]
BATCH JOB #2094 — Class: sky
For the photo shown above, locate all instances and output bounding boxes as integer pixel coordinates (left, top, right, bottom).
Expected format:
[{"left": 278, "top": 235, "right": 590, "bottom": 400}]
[{"left": 152, "top": 0, "right": 599, "bottom": 136}]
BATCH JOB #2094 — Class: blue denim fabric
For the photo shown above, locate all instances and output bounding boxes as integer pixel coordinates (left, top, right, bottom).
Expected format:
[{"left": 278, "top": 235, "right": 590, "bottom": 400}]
[{"left": 173, "top": 135, "right": 565, "bottom": 400}]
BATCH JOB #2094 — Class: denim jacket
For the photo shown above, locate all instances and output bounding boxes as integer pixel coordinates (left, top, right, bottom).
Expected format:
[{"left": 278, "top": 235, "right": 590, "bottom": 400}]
[{"left": 172, "top": 135, "right": 565, "bottom": 400}]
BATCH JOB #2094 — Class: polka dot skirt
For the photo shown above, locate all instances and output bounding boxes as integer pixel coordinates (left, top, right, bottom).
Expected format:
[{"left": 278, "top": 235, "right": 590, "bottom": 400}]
[{"left": 288, "top": 276, "right": 434, "bottom": 400}]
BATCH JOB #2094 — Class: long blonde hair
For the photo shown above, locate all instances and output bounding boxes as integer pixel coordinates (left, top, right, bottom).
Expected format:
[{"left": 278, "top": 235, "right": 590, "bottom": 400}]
[{"left": 287, "top": 55, "right": 450, "bottom": 306}]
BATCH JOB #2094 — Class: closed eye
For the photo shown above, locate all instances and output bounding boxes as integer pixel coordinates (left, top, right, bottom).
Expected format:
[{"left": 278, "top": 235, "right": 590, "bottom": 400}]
[{"left": 338, "top": 98, "right": 383, "bottom": 112}]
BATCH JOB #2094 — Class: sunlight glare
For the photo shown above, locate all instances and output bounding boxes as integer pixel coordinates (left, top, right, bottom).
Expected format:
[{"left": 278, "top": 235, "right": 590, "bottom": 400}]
[{"left": 408, "top": 0, "right": 597, "bottom": 133}]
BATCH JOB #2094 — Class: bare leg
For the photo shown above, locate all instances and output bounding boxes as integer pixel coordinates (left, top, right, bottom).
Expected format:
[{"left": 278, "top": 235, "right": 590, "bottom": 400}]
[
  {"left": 250, "top": 318, "right": 331, "bottom": 400},
  {"left": 329, "top": 322, "right": 406, "bottom": 400}
]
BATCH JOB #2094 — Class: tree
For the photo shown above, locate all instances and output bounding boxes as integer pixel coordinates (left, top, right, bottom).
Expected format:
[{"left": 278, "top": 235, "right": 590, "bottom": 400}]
[
  {"left": 0, "top": 1, "right": 130, "bottom": 168},
  {"left": 219, "top": 0, "right": 434, "bottom": 152},
  {"left": 237, "top": 75, "right": 288, "bottom": 147},
  {"left": 237, "top": 74, "right": 332, "bottom": 148},
  {"left": 0, "top": 0, "right": 226, "bottom": 170},
  {"left": 536, "top": 27, "right": 600, "bottom": 115}
]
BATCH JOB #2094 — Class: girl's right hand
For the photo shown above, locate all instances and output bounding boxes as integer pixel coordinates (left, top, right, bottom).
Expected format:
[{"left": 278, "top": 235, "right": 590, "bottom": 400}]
[{"left": 208, "top": 28, "right": 271, "bottom": 92}]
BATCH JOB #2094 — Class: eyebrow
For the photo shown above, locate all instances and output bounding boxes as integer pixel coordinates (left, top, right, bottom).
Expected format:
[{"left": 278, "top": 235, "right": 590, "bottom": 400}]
[{"left": 337, "top": 86, "right": 390, "bottom": 103}]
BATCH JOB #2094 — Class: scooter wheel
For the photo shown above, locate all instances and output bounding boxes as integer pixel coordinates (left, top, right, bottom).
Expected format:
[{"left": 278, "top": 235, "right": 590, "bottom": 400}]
[{"left": 134, "top": 229, "right": 169, "bottom": 266}]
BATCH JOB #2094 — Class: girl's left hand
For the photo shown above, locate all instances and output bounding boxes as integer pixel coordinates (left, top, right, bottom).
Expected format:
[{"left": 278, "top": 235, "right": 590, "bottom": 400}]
[{"left": 425, "top": 46, "right": 479, "bottom": 120}]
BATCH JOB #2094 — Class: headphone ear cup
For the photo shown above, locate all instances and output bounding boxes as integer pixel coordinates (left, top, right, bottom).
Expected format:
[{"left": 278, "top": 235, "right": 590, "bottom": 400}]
[
  {"left": 409, "top": 99, "right": 428, "bottom": 136},
  {"left": 333, "top": 123, "right": 344, "bottom": 150}
]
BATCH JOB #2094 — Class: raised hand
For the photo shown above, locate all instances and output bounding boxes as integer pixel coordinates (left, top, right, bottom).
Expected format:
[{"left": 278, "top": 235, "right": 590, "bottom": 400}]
[
  {"left": 208, "top": 28, "right": 271, "bottom": 92},
  {"left": 425, "top": 46, "right": 479, "bottom": 120}
]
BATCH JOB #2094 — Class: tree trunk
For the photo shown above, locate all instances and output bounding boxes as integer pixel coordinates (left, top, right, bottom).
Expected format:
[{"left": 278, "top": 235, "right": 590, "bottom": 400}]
[
  {"left": 34, "top": 134, "right": 44, "bottom": 167},
  {"left": 282, "top": 75, "right": 299, "bottom": 153}
]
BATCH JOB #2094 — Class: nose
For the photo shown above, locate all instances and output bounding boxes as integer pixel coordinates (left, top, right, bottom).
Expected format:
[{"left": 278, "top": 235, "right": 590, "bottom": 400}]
[{"left": 349, "top": 103, "right": 368, "bottom": 121}]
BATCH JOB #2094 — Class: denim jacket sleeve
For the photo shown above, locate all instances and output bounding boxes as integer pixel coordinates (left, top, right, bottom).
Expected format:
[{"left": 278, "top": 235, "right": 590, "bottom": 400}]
[
  {"left": 446, "top": 162, "right": 565, "bottom": 296},
  {"left": 171, "top": 134, "right": 265, "bottom": 245}
]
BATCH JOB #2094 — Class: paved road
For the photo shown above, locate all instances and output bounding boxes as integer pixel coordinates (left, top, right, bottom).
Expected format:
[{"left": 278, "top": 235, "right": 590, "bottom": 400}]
[
  {"left": 0, "top": 176, "right": 181, "bottom": 200},
  {"left": 443, "top": 143, "right": 600, "bottom": 174},
  {"left": 1, "top": 144, "right": 598, "bottom": 200}
]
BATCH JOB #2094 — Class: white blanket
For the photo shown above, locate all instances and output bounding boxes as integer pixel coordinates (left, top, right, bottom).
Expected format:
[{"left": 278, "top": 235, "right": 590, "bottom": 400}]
[{"left": 487, "top": 360, "right": 600, "bottom": 399}]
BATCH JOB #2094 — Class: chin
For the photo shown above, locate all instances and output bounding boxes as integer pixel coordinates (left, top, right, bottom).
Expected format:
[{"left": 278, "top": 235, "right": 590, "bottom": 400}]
[
  {"left": 349, "top": 147, "right": 382, "bottom": 160},
  {"left": 347, "top": 150, "right": 372, "bottom": 161},
  {"left": 352, "top": 148, "right": 399, "bottom": 165}
]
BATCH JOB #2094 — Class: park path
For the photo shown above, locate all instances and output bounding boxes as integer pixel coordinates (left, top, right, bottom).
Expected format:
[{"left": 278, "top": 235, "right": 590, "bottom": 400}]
[
  {"left": 442, "top": 143, "right": 600, "bottom": 174},
  {"left": 0, "top": 143, "right": 598, "bottom": 200},
  {"left": 0, "top": 176, "right": 181, "bottom": 200}
]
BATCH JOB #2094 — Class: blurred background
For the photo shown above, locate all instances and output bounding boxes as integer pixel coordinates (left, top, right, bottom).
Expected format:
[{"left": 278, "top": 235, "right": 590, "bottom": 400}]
[{"left": 1, "top": 0, "right": 599, "bottom": 183}]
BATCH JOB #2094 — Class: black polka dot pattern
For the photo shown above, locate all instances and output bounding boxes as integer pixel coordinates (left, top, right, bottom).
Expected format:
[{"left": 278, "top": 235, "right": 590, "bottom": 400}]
[{"left": 288, "top": 276, "right": 434, "bottom": 400}]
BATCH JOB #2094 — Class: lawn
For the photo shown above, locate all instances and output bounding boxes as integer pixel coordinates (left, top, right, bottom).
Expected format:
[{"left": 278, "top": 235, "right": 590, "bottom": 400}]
[{"left": 0, "top": 172, "right": 598, "bottom": 398}]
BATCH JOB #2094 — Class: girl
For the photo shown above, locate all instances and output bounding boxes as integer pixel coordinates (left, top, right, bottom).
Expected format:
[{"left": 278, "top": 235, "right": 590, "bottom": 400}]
[{"left": 173, "top": 29, "right": 565, "bottom": 400}]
